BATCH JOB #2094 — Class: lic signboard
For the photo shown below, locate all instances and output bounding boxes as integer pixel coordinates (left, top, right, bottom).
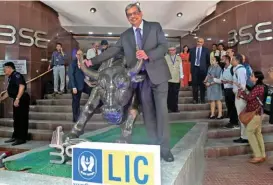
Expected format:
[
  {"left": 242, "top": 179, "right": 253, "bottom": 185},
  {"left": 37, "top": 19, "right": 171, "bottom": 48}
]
[{"left": 72, "top": 142, "right": 161, "bottom": 185}]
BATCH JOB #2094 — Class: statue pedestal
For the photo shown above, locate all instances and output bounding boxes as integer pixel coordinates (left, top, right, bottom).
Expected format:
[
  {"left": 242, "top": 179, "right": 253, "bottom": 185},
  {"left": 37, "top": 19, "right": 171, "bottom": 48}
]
[{"left": 3, "top": 122, "right": 208, "bottom": 185}]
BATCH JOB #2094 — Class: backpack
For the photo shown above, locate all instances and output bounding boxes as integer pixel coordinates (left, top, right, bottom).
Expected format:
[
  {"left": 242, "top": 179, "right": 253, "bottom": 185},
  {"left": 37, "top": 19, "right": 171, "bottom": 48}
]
[
  {"left": 263, "top": 84, "right": 273, "bottom": 115},
  {"left": 231, "top": 65, "right": 245, "bottom": 78}
]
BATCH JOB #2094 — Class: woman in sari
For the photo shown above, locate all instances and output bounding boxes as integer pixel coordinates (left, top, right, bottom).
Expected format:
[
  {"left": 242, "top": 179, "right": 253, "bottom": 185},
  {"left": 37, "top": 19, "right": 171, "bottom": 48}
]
[{"left": 180, "top": 45, "right": 191, "bottom": 87}]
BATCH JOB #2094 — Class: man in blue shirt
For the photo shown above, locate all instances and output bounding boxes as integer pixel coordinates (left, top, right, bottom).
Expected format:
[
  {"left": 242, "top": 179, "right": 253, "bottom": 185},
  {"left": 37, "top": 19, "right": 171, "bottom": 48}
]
[{"left": 48, "top": 43, "right": 66, "bottom": 95}]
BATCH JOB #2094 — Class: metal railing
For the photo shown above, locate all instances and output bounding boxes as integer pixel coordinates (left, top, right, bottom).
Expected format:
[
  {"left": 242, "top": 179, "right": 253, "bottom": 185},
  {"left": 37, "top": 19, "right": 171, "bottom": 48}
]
[{"left": 0, "top": 69, "right": 53, "bottom": 102}]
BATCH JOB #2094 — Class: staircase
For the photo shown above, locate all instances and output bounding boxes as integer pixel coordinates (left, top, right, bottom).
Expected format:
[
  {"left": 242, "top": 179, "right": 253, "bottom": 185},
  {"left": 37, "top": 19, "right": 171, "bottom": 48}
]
[
  {"left": 0, "top": 87, "right": 226, "bottom": 142},
  {"left": 205, "top": 115, "right": 273, "bottom": 158},
  {"left": 1, "top": 86, "right": 270, "bottom": 159}
]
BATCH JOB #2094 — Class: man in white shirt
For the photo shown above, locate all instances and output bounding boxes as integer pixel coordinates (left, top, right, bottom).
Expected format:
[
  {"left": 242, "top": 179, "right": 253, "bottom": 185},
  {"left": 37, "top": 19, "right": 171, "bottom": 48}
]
[
  {"left": 86, "top": 42, "right": 101, "bottom": 59},
  {"left": 218, "top": 43, "right": 226, "bottom": 69},
  {"left": 231, "top": 54, "right": 248, "bottom": 143},
  {"left": 165, "top": 46, "right": 183, "bottom": 112},
  {"left": 214, "top": 55, "right": 238, "bottom": 128}
]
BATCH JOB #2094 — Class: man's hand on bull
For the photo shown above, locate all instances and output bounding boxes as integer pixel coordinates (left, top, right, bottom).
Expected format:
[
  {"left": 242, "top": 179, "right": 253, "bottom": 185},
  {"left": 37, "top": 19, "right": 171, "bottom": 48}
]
[{"left": 136, "top": 50, "right": 149, "bottom": 60}]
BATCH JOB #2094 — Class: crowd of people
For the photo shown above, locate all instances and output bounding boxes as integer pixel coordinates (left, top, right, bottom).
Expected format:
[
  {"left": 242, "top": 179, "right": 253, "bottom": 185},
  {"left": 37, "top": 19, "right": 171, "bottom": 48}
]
[{"left": 165, "top": 37, "right": 273, "bottom": 165}]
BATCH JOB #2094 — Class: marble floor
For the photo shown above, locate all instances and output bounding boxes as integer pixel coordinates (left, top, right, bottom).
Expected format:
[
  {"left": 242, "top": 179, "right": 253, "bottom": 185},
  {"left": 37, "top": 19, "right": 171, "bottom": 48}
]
[{"left": 203, "top": 154, "right": 273, "bottom": 185}]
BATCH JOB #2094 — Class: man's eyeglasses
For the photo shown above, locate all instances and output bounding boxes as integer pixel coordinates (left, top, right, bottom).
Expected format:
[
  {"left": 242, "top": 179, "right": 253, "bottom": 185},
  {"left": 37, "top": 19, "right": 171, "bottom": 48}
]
[{"left": 127, "top": 11, "right": 140, "bottom": 18}]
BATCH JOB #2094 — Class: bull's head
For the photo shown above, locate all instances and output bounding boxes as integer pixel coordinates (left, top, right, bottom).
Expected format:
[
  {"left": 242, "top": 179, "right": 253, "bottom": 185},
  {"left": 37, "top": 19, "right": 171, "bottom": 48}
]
[{"left": 79, "top": 56, "right": 145, "bottom": 124}]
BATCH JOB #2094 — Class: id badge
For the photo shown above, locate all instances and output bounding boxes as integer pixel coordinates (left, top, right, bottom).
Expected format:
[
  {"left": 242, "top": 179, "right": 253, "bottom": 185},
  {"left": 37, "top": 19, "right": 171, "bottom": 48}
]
[{"left": 266, "top": 96, "right": 271, "bottom": 105}]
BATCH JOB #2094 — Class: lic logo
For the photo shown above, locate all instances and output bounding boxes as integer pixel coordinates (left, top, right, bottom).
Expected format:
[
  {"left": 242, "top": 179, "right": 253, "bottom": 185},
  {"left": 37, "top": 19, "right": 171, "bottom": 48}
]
[{"left": 78, "top": 151, "right": 97, "bottom": 180}]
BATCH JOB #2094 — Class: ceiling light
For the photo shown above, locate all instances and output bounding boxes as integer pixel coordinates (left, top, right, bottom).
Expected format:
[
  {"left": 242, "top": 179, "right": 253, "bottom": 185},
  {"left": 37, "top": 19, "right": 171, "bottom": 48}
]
[
  {"left": 207, "top": 38, "right": 212, "bottom": 41},
  {"left": 90, "top": 8, "right": 96, "bottom": 13},
  {"left": 164, "top": 33, "right": 169, "bottom": 37},
  {"left": 219, "top": 39, "right": 224, "bottom": 43},
  {"left": 177, "top": 12, "right": 183, "bottom": 17},
  {"left": 108, "top": 32, "right": 113, "bottom": 35},
  {"left": 88, "top": 32, "right": 93, "bottom": 34},
  {"left": 223, "top": 19, "right": 226, "bottom": 22},
  {"left": 69, "top": 30, "right": 73, "bottom": 33},
  {"left": 194, "top": 36, "right": 198, "bottom": 39}
]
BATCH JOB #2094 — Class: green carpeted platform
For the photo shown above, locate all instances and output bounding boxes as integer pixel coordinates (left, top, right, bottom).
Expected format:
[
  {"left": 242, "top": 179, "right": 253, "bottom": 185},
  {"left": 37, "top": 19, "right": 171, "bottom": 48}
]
[{"left": 4, "top": 122, "right": 195, "bottom": 178}]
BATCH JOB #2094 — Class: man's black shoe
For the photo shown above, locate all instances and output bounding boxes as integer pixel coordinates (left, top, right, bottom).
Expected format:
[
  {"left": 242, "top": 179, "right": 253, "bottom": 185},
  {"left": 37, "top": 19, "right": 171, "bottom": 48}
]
[
  {"left": 161, "top": 151, "right": 174, "bottom": 162},
  {"left": 193, "top": 100, "right": 198, "bottom": 104},
  {"left": 12, "top": 140, "right": 26, "bottom": 146},
  {"left": 4, "top": 138, "right": 16, "bottom": 143},
  {"left": 233, "top": 137, "right": 248, "bottom": 143}
]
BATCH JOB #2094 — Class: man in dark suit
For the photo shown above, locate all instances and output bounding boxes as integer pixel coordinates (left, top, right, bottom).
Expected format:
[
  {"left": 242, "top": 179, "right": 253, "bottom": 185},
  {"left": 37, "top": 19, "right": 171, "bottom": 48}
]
[
  {"left": 85, "top": 3, "right": 173, "bottom": 162},
  {"left": 68, "top": 49, "right": 91, "bottom": 122},
  {"left": 189, "top": 38, "right": 210, "bottom": 104}
]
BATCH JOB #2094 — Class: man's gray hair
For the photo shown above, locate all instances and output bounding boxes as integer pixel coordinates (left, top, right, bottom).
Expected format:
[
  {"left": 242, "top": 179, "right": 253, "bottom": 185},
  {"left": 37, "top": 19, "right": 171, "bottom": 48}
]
[{"left": 125, "top": 3, "right": 141, "bottom": 14}]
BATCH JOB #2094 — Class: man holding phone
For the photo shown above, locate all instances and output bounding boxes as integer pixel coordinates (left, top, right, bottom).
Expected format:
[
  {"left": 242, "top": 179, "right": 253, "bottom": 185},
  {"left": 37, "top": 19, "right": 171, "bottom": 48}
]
[
  {"left": 48, "top": 43, "right": 66, "bottom": 95},
  {"left": 213, "top": 55, "right": 238, "bottom": 128}
]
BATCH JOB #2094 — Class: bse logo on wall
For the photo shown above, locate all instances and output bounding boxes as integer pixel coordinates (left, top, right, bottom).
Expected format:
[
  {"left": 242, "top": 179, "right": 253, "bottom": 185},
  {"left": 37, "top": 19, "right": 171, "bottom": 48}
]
[{"left": 72, "top": 142, "right": 161, "bottom": 185}]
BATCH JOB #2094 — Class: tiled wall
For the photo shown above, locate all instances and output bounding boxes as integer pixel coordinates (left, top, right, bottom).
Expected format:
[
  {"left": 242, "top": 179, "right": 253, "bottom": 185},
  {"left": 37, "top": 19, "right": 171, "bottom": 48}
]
[
  {"left": 181, "top": 1, "right": 273, "bottom": 84},
  {"left": 0, "top": 1, "right": 79, "bottom": 103}
]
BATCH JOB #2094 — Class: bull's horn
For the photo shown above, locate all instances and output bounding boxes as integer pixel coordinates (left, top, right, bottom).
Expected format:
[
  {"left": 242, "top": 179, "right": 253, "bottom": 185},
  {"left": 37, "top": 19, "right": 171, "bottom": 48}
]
[
  {"left": 79, "top": 57, "right": 99, "bottom": 80},
  {"left": 127, "top": 45, "right": 144, "bottom": 77},
  {"left": 127, "top": 58, "right": 144, "bottom": 77}
]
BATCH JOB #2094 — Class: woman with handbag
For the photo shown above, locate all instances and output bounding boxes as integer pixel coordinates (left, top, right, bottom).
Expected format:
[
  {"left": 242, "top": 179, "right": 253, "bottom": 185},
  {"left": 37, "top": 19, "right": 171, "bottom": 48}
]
[{"left": 238, "top": 71, "right": 266, "bottom": 164}]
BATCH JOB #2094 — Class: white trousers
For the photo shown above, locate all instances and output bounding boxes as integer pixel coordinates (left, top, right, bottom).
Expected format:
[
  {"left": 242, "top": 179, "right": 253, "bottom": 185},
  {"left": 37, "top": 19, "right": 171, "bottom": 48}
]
[
  {"left": 53, "top": 65, "right": 65, "bottom": 92},
  {"left": 235, "top": 93, "right": 247, "bottom": 139}
]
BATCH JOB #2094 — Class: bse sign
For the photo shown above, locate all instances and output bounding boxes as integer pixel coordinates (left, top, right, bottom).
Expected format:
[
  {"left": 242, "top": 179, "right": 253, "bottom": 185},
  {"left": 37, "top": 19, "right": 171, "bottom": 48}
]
[
  {"left": 0, "top": 25, "right": 48, "bottom": 48},
  {"left": 72, "top": 142, "right": 161, "bottom": 185},
  {"left": 228, "top": 21, "right": 273, "bottom": 47}
]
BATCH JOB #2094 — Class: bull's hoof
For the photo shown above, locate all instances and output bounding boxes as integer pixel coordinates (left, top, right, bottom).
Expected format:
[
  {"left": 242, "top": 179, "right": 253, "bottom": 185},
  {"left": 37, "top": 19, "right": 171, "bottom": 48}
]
[
  {"left": 64, "top": 133, "right": 78, "bottom": 143},
  {"left": 115, "top": 139, "right": 128, "bottom": 144},
  {"left": 115, "top": 137, "right": 131, "bottom": 144}
]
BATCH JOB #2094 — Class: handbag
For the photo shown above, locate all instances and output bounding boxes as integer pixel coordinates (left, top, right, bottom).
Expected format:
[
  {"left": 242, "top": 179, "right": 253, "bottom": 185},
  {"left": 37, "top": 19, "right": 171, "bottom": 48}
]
[{"left": 239, "top": 108, "right": 259, "bottom": 126}]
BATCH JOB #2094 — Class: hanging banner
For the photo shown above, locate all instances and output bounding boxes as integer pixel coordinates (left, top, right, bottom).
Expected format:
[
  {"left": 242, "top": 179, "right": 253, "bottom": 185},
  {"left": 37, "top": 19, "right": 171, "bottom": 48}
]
[{"left": 0, "top": 60, "right": 27, "bottom": 75}]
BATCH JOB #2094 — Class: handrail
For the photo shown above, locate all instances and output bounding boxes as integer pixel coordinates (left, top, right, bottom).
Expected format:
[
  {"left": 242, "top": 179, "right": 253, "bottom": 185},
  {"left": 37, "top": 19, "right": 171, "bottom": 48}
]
[{"left": 0, "top": 69, "right": 53, "bottom": 101}]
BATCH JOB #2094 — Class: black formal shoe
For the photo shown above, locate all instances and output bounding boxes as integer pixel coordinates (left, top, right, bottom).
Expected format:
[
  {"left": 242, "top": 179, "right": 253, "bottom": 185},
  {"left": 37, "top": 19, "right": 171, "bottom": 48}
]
[
  {"left": 161, "top": 151, "right": 174, "bottom": 162},
  {"left": 4, "top": 138, "right": 16, "bottom": 143},
  {"left": 209, "top": 115, "right": 216, "bottom": 119},
  {"left": 270, "top": 166, "right": 273, "bottom": 171},
  {"left": 193, "top": 100, "right": 198, "bottom": 104},
  {"left": 233, "top": 137, "right": 248, "bottom": 143},
  {"left": 12, "top": 140, "right": 26, "bottom": 146},
  {"left": 200, "top": 101, "right": 205, "bottom": 104}
]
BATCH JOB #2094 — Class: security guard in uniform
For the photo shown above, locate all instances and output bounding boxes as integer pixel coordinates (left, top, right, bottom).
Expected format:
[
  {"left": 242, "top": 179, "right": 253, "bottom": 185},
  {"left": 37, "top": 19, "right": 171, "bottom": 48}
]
[{"left": 3, "top": 62, "right": 30, "bottom": 146}]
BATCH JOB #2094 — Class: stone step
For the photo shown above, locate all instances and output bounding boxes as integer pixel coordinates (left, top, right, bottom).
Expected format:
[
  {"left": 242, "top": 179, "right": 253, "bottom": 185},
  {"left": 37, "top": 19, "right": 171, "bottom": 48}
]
[
  {"left": 208, "top": 123, "right": 273, "bottom": 138},
  {"left": 36, "top": 97, "right": 224, "bottom": 105},
  {"left": 8, "top": 110, "right": 227, "bottom": 121},
  {"left": 29, "top": 103, "right": 227, "bottom": 112},
  {"left": 0, "top": 137, "right": 49, "bottom": 154},
  {"left": 44, "top": 91, "right": 194, "bottom": 99},
  {"left": 0, "top": 126, "right": 53, "bottom": 141},
  {"left": 205, "top": 133, "right": 273, "bottom": 158},
  {"left": 206, "top": 116, "right": 270, "bottom": 128},
  {"left": 0, "top": 118, "right": 108, "bottom": 132}
]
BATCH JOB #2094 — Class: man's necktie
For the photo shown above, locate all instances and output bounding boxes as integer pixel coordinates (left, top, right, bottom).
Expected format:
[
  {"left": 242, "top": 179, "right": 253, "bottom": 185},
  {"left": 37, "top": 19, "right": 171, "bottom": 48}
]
[
  {"left": 196, "top": 48, "right": 201, "bottom": 66},
  {"left": 95, "top": 49, "right": 98, "bottom": 56},
  {"left": 135, "top": 28, "right": 146, "bottom": 71},
  {"left": 136, "top": 28, "right": 143, "bottom": 49}
]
